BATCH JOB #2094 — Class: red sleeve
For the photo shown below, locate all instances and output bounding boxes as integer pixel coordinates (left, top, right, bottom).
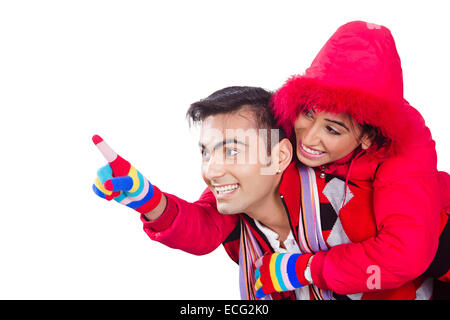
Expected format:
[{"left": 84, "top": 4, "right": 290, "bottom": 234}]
[
  {"left": 311, "top": 153, "right": 441, "bottom": 294},
  {"left": 140, "top": 188, "right": 239, "bottom": 256},
  {"left": 438, "top": 171, "right": 450, "bottom": 210},
  {"left": 140, "top": 194, "right": 179, "bottom": 232}
]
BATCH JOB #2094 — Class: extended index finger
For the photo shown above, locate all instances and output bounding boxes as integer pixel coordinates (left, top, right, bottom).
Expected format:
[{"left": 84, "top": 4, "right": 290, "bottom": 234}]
[
  {"left": 92, "top": 134, "right": 130, "bottom": 176},
  {"left": 92, "top": 134, "right": 118, "bottom": 163}
]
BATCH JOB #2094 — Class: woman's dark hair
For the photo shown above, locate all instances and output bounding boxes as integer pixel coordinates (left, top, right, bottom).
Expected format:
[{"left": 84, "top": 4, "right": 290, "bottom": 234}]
[
  {"left": 359, "top": 123, "right": 388, "bottom": 152},
  {"left": 187, "top": 86, "right": 287, "bottom": 150}
]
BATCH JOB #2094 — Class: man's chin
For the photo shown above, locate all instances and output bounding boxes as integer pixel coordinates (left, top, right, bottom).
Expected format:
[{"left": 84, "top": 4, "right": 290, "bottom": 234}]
[{"left": 216, "top": 203, "right": 241, "bottom": 215}]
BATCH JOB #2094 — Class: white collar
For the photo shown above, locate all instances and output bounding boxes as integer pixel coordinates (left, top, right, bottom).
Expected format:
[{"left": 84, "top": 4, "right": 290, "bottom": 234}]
[{"left": 253, "top": 219, "right": 300, "bottom": 253}]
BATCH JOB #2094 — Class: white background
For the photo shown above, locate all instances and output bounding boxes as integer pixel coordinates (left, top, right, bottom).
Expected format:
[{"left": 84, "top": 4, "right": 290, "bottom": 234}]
[{"left": 0, "top": 0, "right": 449, "bottom": 299}]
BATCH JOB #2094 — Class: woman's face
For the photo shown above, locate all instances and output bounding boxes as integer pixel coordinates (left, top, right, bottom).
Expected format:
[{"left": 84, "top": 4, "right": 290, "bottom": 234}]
[{"left": 293, "top": 108, "right": 370, "bottom": 167}]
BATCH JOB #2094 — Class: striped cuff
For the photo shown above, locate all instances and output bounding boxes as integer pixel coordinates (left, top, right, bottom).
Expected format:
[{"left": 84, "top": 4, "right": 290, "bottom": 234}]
[
  {"left": 294, "top": 253, "right": 313, "bottom": 286},
  {"left": 141, "top": 192, "right": 178, "bottom": 232},
  {"left": 135, "top": 186, "right": 162, "bottom": 213}
]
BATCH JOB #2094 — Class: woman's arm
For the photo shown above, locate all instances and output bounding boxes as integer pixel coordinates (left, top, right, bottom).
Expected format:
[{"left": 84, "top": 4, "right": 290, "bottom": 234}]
[{"left": 312, "top": 156, "right": 441, "bottom": 294}]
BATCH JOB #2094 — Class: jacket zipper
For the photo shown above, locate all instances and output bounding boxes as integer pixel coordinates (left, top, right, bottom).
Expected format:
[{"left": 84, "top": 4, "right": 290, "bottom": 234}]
[{"left": 320, "top": 165, "right": 327, "bottom": 178}]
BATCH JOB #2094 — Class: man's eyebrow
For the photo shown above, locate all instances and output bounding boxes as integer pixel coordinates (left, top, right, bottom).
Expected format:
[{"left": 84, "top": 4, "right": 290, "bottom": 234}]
[
  {"left": 324, "top": 119, "right": 350, "bottom": 131},
  {"left": 199, "top": 139, "right": 247, "bottom": 151}
]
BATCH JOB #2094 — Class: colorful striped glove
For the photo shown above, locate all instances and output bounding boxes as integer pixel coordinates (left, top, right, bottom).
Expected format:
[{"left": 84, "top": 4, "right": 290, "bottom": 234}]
[
  {"left": 92, "top": 134, "right": 162, "bottom": 214},
  {"left": 254, "top": 253, "right": 312, "bottom": 299}
]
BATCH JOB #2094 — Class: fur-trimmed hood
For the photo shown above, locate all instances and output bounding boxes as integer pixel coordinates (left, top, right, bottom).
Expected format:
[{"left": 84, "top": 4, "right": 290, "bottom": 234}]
[{"left": 272, "top": 21, "right": 431, "bottom": 157}]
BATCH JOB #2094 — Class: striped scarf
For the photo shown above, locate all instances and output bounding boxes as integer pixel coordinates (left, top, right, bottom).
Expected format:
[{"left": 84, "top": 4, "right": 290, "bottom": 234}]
[{"left": 239, "top": 164, "right": 334, "bottom": 300}]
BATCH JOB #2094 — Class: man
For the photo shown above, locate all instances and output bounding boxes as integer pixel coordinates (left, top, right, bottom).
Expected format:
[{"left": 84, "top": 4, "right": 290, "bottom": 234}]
[
  {"left": 92, "top": 86, "right": 433, "bottom": 300},
  {"left": 93, "top": 86, "right": 313, "bottom": 299}
]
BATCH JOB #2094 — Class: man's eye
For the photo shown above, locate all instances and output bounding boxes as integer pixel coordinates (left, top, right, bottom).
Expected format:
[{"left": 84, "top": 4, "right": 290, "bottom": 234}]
[
  {"left": 201, "top": 148, "right": 211, "bottom": 160},
  {"left": 225, "top": 148, "right": 239, "bottom": 157}
]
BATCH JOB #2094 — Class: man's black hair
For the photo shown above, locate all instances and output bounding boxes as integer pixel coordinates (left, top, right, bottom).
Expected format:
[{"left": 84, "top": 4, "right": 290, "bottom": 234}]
[{"left": 187, "top": 86, "right": 287, "bottom": 143}]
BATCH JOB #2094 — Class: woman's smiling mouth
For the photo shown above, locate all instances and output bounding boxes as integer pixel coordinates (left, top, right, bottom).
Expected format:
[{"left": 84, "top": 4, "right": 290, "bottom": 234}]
[{"left": 299, "top": 143, "right": 327, "bottom": 159}]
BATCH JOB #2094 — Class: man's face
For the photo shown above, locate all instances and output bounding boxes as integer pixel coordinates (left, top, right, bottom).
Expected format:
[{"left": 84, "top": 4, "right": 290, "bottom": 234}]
[{"left": 199, "top": 108, "right": 279, "bottom": 215}]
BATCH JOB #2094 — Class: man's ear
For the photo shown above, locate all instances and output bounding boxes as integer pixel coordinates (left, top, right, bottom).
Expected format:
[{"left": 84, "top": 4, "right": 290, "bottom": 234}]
[
  {"left": 276, "top": 138, "right": 293, "bottom": 172},
  {"left": 260, "top": 138, "right": 293, "bottom": 176}
]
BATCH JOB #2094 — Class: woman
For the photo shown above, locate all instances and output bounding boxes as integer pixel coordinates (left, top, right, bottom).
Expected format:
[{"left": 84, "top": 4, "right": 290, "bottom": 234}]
[{"left": 255, "top": 21, "right": 450, "bottom": 299}]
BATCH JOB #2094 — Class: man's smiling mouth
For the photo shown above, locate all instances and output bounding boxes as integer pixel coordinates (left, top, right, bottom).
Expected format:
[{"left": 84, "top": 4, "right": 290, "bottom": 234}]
[{"left": 213, "top": 183, "right": 240, "bottom": 195}]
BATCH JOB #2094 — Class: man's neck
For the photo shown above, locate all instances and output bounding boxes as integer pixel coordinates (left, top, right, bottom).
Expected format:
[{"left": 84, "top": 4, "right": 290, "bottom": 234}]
[{"left": 245, "top": 190, "right": 291, "bottom": 244}]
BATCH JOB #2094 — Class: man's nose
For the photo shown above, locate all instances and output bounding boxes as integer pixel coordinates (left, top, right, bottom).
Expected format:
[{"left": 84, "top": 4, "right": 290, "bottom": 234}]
[{"left": 203, "top": 154, "right": 226, "bottom": 181}]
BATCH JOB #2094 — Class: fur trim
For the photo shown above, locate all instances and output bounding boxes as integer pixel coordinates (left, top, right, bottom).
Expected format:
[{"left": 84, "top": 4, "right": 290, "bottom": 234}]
[{"left": 271, "top": 76, "right": 420, "bottom": 158}]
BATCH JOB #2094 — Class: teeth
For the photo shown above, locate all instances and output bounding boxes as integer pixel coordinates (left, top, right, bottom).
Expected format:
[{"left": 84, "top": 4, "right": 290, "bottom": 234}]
[
  {"left": 215, "top": 184, "right": 239, "bottom": 194},
  {"left": 302, "top": 144, "right": 324, "bottom": 155}
]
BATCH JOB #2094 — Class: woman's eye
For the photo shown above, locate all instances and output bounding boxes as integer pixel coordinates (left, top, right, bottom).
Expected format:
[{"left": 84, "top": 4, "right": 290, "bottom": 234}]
[
  {"left": 304, "top": 110, "right": 314, "bottom": 119},
  {"left": 326, "top": 126, "right": 341, "bottom": 135}
]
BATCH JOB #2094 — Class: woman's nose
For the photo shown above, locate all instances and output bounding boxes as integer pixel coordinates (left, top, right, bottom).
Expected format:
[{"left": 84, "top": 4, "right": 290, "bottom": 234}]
[{"left": 301, "top": 122, "right": 322, "bottom": 146}]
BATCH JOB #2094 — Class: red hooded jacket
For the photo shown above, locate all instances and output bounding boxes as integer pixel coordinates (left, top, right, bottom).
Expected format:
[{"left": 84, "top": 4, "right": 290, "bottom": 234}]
[{"left": 271, "top": 21, "right": 449, "bottom": 289}]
